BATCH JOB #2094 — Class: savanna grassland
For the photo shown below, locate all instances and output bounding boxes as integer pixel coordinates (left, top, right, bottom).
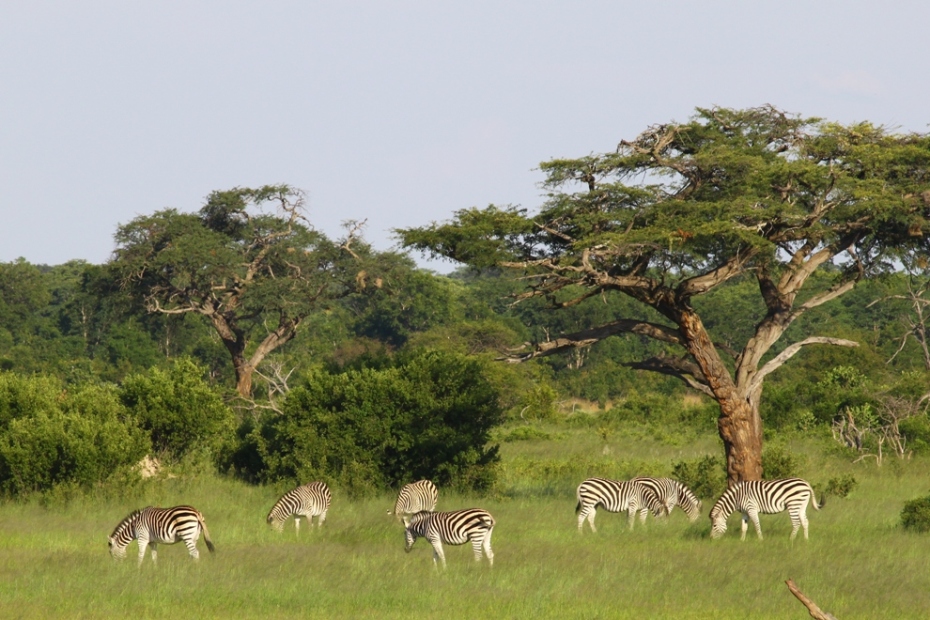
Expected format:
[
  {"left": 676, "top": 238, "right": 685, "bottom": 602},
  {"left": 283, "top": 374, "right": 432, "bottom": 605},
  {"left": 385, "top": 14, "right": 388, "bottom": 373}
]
[{"left": 2, "top": 421, "right": 930, "bottom": 620}]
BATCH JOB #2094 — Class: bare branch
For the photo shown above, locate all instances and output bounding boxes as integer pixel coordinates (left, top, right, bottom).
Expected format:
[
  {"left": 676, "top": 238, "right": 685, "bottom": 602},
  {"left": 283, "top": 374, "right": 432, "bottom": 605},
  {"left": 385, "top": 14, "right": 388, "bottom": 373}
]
[
  {"left": 498, "top": 319, "right": 683, "bottom": 362},
  {"left": 785, "top": 579, "right": 839, "bottom": 620},
  {"left": 750, "top": 337, "right": 859, "bottom": 393}
]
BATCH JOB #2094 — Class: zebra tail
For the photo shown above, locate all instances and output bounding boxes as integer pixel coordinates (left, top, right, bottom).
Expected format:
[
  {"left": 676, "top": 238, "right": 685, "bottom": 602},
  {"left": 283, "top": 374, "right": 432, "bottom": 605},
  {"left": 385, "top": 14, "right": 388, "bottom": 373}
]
[
  {"left": 199, "top": 515, "right": 216, "bottom": 554},
  {"left": 575, "top": 501, "right": 581, "bottom": 514},
  {"left": 815, "top": 492, "right": 826, "bottom": 510}
]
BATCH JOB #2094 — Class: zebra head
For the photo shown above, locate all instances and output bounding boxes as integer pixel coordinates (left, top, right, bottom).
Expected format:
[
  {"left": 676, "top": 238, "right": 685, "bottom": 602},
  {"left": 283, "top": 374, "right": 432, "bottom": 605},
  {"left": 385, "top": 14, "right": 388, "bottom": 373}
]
[
  {"left": 404, "top": 511, "right": 431, "bottom": 553},
  {"left": 107, "top": 535, "right": 128, "bottom": 559},
  {"left": 108, "top": 509, "right": 140, "bottom": 559},
  {"left": 682, "top": 496, "right": 703, "bottom": 522},
  {"left": 709, "top": 506, "right": 728, "bottom": 539}
]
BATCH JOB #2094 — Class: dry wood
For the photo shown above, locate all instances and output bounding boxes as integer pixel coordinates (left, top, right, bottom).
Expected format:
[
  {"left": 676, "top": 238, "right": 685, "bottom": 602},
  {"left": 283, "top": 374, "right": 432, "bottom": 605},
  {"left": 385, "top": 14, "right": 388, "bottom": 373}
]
[{"left": 785, "top": 579, "right": 838, "bottom": 620}]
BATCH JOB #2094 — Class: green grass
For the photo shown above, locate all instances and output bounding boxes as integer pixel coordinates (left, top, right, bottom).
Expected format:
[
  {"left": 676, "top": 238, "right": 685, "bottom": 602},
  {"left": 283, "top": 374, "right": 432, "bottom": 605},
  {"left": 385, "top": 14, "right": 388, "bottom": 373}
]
[{"left": 3, "top": 425, "right": 930, "bottom": 618}]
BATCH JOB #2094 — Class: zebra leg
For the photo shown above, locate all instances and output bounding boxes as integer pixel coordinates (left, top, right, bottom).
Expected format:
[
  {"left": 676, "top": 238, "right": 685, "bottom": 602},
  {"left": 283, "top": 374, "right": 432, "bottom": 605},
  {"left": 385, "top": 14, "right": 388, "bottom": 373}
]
[
  {"left": 184, "top": 538, "right": 200, "bottom": 560},
  {"left": 429, "top": 537, "right": 446, "bottom": 569},
  {"left": 136, "top": 535, "right": 150, "bottom": 566},
  {"left": 295, "top": 515, "right": 301, "bottom": 537},
  {"left": 639, "top": 507, "right": 649, "bottom": 525},
  {"left": 627, "top": 507, "right": 637, "bottom": 531},
  {"left": 749, "top": 510, "right": 763, "bottom": 540},
  {"left": 318, "top": 510, "right": 327, "bottom": 527},
  {"left": 149, "top": 542, "right": 158, "bottom": 564},
  {"left": 740, "top": 513, "right": 749, "bottom": 541},
  {"left": 577, "top": 505, "right": 595, "bottom": 533}
]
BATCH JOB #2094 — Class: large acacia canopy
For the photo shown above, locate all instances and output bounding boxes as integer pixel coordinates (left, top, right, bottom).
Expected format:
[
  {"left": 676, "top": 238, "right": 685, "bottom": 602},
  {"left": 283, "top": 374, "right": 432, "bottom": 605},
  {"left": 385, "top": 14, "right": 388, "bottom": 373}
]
[{"left": 398, "top": 106, "right": 930, "bottom": 482}]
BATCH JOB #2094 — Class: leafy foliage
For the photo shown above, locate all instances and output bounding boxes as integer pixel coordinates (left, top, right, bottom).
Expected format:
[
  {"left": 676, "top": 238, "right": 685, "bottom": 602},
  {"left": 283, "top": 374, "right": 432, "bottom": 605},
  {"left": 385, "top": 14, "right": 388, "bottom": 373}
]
[
  {"left": 0, "top": 373, "right": 149, "bottom": 496},
  {"left": 901, "top": 495, "right": 930, "bottom": 532},
  {"left": 119, "top": 358, "right": 235, "bottom": 462},
  {"left": 254, "top": 350, "right": 504, "bottom": 495}
]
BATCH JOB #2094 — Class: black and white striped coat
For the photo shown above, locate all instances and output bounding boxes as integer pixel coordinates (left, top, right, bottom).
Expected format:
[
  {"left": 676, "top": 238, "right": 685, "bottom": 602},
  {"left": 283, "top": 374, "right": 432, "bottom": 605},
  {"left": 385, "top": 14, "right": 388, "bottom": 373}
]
[
  {"left": 267, "top": 481, "right": 332, "bottom": 534},
  {"left": 631, "top": 477, "right": 702, "bottom": 522},
  {"left": 404, "top": 508, "right": 495, "bottom": 568},
  {"left": 576, "top": 477, "right": 665, "bottom": 533},
  {"left": 709, "top": 477, "right": 823, "bottom": 541},
  {"left": 389, "top": 480, "right": 438, "bottom": 526},
  {"left": 108, "top": 505, "right": 215, "bottom": 566}
]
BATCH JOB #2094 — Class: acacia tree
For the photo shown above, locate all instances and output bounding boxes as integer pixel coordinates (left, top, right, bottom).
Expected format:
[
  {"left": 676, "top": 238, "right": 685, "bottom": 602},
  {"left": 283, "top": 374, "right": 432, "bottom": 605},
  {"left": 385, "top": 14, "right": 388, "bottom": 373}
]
[
  {"left": 112, "top": 185, "right": 376, "bottom": 397},
  {"left": 398, "top": 106, "right": 930, "bottom": 484}
]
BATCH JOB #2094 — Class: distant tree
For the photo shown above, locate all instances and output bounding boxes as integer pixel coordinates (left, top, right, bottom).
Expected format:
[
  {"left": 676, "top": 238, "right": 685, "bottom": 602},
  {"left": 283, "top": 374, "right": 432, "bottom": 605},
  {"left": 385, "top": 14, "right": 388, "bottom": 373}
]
[
  {"left": 111, "top": 185, "right": 377, "bottom": 397},
  {"left": 398, "top": 106, "right": 930, "bottom": 484}
]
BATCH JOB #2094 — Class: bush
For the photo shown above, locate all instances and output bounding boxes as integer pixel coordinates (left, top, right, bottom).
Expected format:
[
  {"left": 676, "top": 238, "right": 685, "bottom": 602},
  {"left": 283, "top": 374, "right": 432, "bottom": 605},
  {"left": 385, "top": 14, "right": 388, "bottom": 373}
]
[
  {"left": 671, "top": 455, "right": 727, "bottom": 500},
  {"left": 901, "top": 495, "right": 930, "bottom": 532},
  {"left": 119, "top": 357, "right": 234, "bottom": 462},
  {"left": 255, "top": 349, "right": 504, "bottom": 495},
  {"left": 825, "top": 474, "right": 858, "bottom": 498},
  {"left": 762, "top": 446, "right": 802, "bottom": 479},
  {"left": 0, "top": 374, "right": 149, "bottom": 496}
]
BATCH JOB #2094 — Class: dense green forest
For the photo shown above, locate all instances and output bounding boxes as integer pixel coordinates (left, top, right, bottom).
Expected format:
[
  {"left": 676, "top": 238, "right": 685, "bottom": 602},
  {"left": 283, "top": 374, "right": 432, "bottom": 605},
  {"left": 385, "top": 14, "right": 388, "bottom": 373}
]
[
  {"left": 1, "top": 244, "right": 929, "bottom": 498},
  {"left": 2, "top": 107, "right": 930, "bottom": 501}
]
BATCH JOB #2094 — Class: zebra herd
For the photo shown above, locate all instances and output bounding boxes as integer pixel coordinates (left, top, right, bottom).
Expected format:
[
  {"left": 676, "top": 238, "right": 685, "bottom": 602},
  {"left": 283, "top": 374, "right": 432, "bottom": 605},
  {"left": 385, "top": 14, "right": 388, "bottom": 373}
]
[{"left": 107, "top": 476, "right": 823, "bottom": 568}]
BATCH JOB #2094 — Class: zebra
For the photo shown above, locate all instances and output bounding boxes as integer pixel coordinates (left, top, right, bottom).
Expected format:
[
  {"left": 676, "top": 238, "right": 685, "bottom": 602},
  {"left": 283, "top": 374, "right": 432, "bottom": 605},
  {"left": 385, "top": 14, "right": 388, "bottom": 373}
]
[
  {"left": 631, "top": 477, "right": 703, "bottom": 522},
  {"left": 108, "top": 505, "right": 215, "bottom": 566},
  {"left": 575, "top": 477, "right": 666, "bottom": 533},
  {"left": 709, "top": 477, "right": 824, "bottom": 541},
  {"left": 266, "top": 481, "right": 332, "bottom": 535},
  {"left": 404, "top": 508, "right": 495, "bottom": 568},
  {"left": 388, "top": 479, "right": 438, "bottom": 525}
]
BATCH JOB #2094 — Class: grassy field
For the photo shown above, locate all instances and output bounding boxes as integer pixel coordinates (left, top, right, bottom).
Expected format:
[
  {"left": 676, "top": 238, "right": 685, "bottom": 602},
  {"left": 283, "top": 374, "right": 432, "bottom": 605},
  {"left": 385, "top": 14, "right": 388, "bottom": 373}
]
[{"left": 2, "top": 424, "right": 930, "bottom": 619}]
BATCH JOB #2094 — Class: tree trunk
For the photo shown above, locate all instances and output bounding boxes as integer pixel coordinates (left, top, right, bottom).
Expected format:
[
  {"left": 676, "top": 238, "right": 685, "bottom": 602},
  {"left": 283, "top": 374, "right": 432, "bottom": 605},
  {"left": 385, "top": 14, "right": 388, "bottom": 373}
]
[
  {"left": 234, "top": 359, "right": 254, "bottom": 398},
  {"left": 678, "top": 309, "right": 764, "bottom": 484},
  {"left": 717, "top": 395, "right": 763, "bottom": 484}
]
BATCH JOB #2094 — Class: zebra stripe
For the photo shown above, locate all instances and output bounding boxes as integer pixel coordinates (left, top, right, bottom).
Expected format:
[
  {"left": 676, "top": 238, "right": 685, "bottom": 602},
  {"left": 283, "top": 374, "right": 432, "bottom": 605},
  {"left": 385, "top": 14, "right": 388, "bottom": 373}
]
[
  {"left": 709, "top": 477, "right": 824, "bottom": 541},
  {"left": 631, "top": 477, "right": 702, "bottom": 522},
  {"left": 404, "top": 508, "right": 495, "bottom": 568},
  {"left": 108, "top": 505, "right": 215, "bottom": 566},
  {"left": 389, "top": 480, "right": 439, "bottom": 525},
  {"left": 576, "top": 477, "right": 665, "bottom": 533},
  {"left": 267, "top": 481, "right": 332, "bottom": 535}
]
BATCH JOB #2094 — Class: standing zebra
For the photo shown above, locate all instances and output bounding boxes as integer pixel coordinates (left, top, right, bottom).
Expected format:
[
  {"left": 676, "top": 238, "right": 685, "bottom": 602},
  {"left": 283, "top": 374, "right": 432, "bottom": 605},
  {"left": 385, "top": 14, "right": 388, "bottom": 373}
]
[
  {"left": 576, "top": 477, "right": 665, "bottom": 533},
  {"left": 108, "top": 505, "right": 215, "bottom": 566},
  {"left": 631, "top": 477, "right": 703, "bottom": 522},
  {"left": 709, "top": 477, "right": 824, "bottom": 541},
  {"left": 267, "top": 481, "right": 332, "bottom": 535},
  {"left": 389, "top": 479, "right": 439, "bottom": 525},
  {"left": 404, "top": 508, "right": 495, "bottom": 568}
]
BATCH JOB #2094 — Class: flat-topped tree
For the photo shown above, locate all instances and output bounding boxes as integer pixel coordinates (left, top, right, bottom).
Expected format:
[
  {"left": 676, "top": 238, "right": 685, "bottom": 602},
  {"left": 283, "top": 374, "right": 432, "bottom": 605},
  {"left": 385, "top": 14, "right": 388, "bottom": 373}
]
[
  {"left": 398, "top": 106, "right": 930, "bottom": 484},
  {"left": 112, "top": 185, "right": 374, "bottom": 398}
]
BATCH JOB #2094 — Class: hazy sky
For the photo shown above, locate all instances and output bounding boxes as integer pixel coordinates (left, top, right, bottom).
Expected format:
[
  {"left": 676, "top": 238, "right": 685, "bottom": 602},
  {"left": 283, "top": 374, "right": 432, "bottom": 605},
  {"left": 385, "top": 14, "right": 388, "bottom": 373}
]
[{"left": 2, "top": 1, "right": 928, "bottom": 271}]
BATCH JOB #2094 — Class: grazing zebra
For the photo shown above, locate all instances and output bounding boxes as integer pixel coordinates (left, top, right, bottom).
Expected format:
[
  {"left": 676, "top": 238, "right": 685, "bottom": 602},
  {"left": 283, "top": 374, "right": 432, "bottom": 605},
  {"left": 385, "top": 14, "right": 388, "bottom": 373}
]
[
  {"left": 576, "top": 477, "right": 665, "bottom": 533},
  {"left": 631, "top": 477, "right": 703, "bottom": 522},
  {"left": 389, "top": 480, "right": 439, "bottom": 525},
  {"left": 267, "top": 481, "right": 332, "bottom": 535},
  {"left": 404, "top": 508, "right": 495, "bottom": 568},
  {"left": 108, "top": 505, "right": 215, "bottom": 566},
  {"left": 709, "top": 477, "right": 824, "bottom": 541}
]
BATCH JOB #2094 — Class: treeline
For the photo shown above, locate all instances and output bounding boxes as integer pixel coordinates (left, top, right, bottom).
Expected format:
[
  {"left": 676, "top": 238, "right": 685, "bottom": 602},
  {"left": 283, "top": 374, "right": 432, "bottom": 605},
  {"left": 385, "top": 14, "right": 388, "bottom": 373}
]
[{"left": 0, "top": 252, "right": 928, "bottom": 498}]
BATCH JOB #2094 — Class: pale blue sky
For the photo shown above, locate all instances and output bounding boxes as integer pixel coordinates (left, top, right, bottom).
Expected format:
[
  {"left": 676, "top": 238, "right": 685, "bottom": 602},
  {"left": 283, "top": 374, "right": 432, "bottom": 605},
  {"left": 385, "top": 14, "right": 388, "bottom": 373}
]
[{"left": 1, "top": 1, "right": 928, "bottom": 270}]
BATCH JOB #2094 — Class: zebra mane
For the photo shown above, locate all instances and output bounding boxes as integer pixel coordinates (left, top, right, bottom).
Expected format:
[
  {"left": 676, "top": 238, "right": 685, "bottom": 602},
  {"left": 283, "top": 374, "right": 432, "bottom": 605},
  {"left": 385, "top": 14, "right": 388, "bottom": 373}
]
[{"left": 110, "top": 507, "right": 147, "bottom": 537}]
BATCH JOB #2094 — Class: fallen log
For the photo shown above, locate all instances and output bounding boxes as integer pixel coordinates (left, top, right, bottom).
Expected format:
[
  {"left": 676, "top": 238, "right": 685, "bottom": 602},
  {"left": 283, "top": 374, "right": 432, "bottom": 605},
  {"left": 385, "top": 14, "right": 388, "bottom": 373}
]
[{"left": 785, "top": 579, "right": 838, "bottom": 620}]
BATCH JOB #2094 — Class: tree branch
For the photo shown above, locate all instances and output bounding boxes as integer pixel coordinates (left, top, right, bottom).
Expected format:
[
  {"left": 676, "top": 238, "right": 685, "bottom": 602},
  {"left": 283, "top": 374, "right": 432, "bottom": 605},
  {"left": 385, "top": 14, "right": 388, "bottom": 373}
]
[
  {"left": 785, "top": 579, "right": 839, "bottom": 620},
  {"left": 498, "top": 319, "right": 683, "bottom": 362},
  {"left": 750, "top": 337, "right": 859, "bottom": 393}
]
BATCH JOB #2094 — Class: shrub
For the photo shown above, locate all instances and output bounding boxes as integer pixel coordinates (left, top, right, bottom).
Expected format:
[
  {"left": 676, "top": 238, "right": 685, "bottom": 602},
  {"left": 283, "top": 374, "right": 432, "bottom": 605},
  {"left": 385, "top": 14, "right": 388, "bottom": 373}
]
[
  {"left": 119, "top": 357, "right": 234, "bottom": 462},
  {"left": 825, "top": 474, "right": 858, "bottom": 498},
  {"left": 901, "top": 495, "right": 930, "bottom": 532},
  {"left": 671, "top": 455, "right": 727, "bottom": 500},
  {"left": 0, "top": 374, "right": 149, "bottom": 496},
  {"left": 256, "top": 349, "right": 504, "bottom": 495},
  {"left": 762, "top": 446, "right": 802, "bottom": 479}
]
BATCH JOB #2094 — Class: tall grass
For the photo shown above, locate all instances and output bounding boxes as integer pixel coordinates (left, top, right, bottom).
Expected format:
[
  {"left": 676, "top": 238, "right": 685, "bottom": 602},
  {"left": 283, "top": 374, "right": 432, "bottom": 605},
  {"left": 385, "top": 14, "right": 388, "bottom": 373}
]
[{"left": 2, "top": 424, "right": 930, "bottom": 618}]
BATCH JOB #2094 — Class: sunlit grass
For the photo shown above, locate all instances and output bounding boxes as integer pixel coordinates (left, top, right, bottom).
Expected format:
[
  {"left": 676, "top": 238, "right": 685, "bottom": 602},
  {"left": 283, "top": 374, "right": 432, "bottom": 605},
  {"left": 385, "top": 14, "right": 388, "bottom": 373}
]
[{"left": 3, "top": 426, "right": 930, "bottom": 618}]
